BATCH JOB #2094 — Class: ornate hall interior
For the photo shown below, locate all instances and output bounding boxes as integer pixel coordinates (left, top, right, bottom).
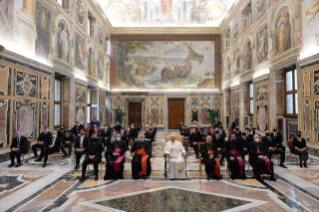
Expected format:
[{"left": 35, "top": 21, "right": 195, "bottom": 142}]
[{"left": 0, "top": 0, "right": 319, "bottom": 211}]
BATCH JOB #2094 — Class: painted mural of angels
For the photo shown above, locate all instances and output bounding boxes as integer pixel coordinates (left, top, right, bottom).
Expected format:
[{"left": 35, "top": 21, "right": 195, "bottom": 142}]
[{"left": 306, "top": 0, "right": 319, "bottom": 25}]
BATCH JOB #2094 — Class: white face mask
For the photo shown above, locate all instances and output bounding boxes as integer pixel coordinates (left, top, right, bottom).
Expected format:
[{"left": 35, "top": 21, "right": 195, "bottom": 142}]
[
  {"left": 127, "top": 128, "right": 130, "bottom": 131},
  {"left": 53, "top": 134, "right": 57, "bottom": 137},
  {"left": 116, "top": 137, "right": 121, "bottom": 141},
  {"left": 254, "top": 138, "right": 260, "bottom": 143},
  {"left": 105, "top": 127, "right": 108, "bottom": 130},
  {"left": 46, "top": 129, "right": 49, "bottom": 132}
]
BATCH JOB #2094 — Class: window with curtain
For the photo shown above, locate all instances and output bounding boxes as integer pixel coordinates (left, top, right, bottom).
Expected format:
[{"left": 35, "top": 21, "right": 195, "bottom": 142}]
[
  {"left": 284, "top": 68, "right": 298, "bottom": 116},
  {"left": 249, "top": 82, "right": 254, "bottom": 115},
  {"left": 54, "top": 79, "right": 62, "bottom": 127}
]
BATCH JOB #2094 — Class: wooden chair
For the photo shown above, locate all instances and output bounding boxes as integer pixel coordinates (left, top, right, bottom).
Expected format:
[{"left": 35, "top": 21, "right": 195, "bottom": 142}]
[
  {"left": 21, "top": 140, "right": 31, "bottom": 164},
  {"left": 271, "top": 153, "right": 280, "bottom": 165},
  {"left": 49, "top": 145, "right": 63, "bottom": 163},
  {"left": 287, "top": 140, "right": 307, "bottom": 165},
  {"left": 163, "top": 132, "right": 187, "bottom": 178}
]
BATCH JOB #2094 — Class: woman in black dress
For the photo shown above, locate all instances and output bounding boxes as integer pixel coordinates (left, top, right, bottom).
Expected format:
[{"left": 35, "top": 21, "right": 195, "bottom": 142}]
[{"left": 292, "top": 131, "right": 308, "bottom": 168}]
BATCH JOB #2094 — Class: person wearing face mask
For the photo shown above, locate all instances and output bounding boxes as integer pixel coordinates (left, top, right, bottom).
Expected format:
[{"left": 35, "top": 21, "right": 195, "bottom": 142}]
[
  {"left": 231, "top": 118, "right": 239, "bottom": 130},
  {"left": 58, "top": 125, "right": 65, "bottom": 138},
  {"left": 238, "top": 130, "right": 251, "bottom": 156},
  {"left": 104, "top": 133, "right": 127, "bottom": 180},
  {"left": 213, "top": 127, "right": 226, "bottom": 166},
  {"left": 32, "top": 126, "right": 51, "bottom": 159},
  {"left": 144, "top": 128, "right": 154, "bottom": 157},
  {"left": 181, "top": 125, "right": 190, "bottom": 137},
  {"left": 244, "top": 125, "right": 251, "bottom": 137},
  {"left": 9, "top": 131, "right": 28, "bottom": 168},
  {"left": 179, "top": 122, "right": 184, "bottom": 135},
  {"left": 90, "top": 116, "right": 101, "bottom": 129},
  {"left": 113, "top": 122, "right": 122, "bottom": 133},
  {"left": 249, "top": 127, "right": 257, "bottom": 141},
  {"left": 104, "top": 129, "right": 117, "bottom": 161},
  {"left": 131, "top": 133, "right": 151, "bottom": 180},
  {"left": 249, "top": 134, "right": 276, "bottom": 181},
  {"left": 72, "top": 122, "right": 84, "bottom": 135},
  {"left": 35, "top": 130, "right": 62, "bottom": 168},
  {"left": 79, "top": 135, "right": 103, "bottom": 181},
  {"left": 226, "top": 134, "right": 246, "bottom": 180},
  {"left": 235, "top": 126, "right": 241, "bottom": 137},
  {"left": 61, "top": 127, "right": 74, "bottom": 157},
  {"left": 217, "top": 125, "right": 226, "bottom": 137},
  {"left": 74, "top": 129, "right": 89, "bottom": 170},
  {"left": 123, "top": 126, "right": 132, "bottom": 149},
  {"left": 200, "top": 135, "right": 222, "bottom": 180},
  {"left": 270, "top": 126, "right": 286, "bottom": 166},
  {"left": 189, "top": 128, "right": 201, "bottom": 159},
  {"left": 101, "top": 124, "right": 111, "bottom": 139},
  {"left": 292, "top": 131, "right": 308, "bottom": 168},
  {"left": 213, "top": 117, "right": 222, "bottom": 128},
  {"left": 262, "top": 130, "right": 287, "bottom": 169}
]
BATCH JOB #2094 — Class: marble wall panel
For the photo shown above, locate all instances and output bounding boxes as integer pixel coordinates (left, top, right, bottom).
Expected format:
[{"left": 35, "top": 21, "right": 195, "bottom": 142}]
[
  {"left": 99, "top": 108, "right": 104, "bottom": 126},
  {"left": 201, "top": 97, "right": 211, "bottom": 107},
  {"left": 191, "top": 97, "right": 199, "bottom": 107},
  {"left": 256, "top": 104, "right": 268, "bottom": 132},
  {"left": 314, "top": 100, "right": 319, "bottom": 143},
  {"left": 75, "top": 106, "right": 85, "bottom": 125},
  {"left": 303, "top": 72, "right": 311, "bottom": 98},
  {"left": 286, "top": 119, "right": 298, "bottom": 141},
  {"left": 39, "top": 102, "right": 49, "bottom": 133},
  {"left": 40, "top": 76, "right": 50, "bottom": 100},
  {"left": 76, "top": 88, "right": 85, "bottom": 103},
  {"left": 212, "top": 96, "right": 220, "bottom": 108},
  {"left": 243, "top": 91, "right": 249, "bottom": 115},
  {"left": 63, "top": 79, "right": 70, "bottom": 103},
  {"left": 99, "top": 93, "right": 106, "bottom": 108},
  {"left": 276, "top": 82, "right": 284, "bottom": 116},
  {"left": 314, "top": 70, "right": 319, "bottom": 96},
  {"left": 0, "top": 66, "right": 11, "bottom": 96},
  {"left": 201, "top": 108, "right": 210, "bottom": 124},
  {"left": 304, "top": 100, "right": 312, "bottom": 141},
  {"left": 232, "top": 107, "right": 239, "bottom": 122},
  {"left": 191, "top": 108, "right": 199, "bottom": 123},
  {"left": 256, "top": 84, "right": 268, "bottom": 102},
  {"left": 0, "top": 99, "right": 10, "bottom": 148},
  {"left": 13, "top": 101, "right": 37, "bottom": 140},
  {"left": 15, "top": 70, "right": 37, "bottom": 98},
  {"left": 63, "top": 105, "right": 69, "bottom": 127},
  {"left": 150, "top": 108, "right": 159, "bottom": 125}
]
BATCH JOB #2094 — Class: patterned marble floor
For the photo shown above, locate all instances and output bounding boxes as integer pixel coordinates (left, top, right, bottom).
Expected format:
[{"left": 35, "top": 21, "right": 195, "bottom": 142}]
[{"left": 0, "top": 130, "right": 319, "bottom": 212}]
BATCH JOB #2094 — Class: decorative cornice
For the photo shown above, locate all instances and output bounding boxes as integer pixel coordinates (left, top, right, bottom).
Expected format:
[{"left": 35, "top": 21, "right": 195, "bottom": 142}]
[
  {"left": 111, "top": 27, "right": 221, "bottom": 35},
  {"left": 298, "top": 53, "right": 319, "bottom": 69},
  {"left": 253, "top": 73, "right": 269, "bottom": 84}
]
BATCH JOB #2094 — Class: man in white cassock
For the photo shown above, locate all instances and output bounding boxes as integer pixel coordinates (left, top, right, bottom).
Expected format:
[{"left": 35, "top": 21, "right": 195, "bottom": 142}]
[{"left": 164, "top": 134, "right": 187, "bottom": 179}]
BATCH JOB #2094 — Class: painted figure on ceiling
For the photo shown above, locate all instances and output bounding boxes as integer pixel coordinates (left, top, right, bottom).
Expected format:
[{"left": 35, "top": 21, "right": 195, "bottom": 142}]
[
  {"left": 76, "top": 37, "right": 85, "bottom": 70},
  {"left": 161, "top": 0, "right": 173, "bottom": 16},
  {"left": 77, "top": 0, "right": 85, "bottom": 25},
  {"left": 88, "top": 47, "right": 95, "bottom": 77},
  {"left": 58, "top": 23, "right": 70, "bottom": 62},
  {"left": 257, "top": 27, "right": 268, "bottom": 64}
]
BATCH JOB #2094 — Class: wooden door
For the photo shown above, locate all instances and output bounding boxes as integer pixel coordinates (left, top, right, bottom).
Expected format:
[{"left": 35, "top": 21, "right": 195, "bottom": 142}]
[
  {"left": 129, "top": 102, "right": 142, "bottom": 129},
  {"left": 168, "top": 99, "right": 185, "bottom": 129}
]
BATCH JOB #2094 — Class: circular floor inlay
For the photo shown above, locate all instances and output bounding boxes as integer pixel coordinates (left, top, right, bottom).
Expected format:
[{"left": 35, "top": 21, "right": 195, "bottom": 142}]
[
  {"left": 24, "top": 170, "right": 51, "bottom": 178},
  {"left": 291, "top": 170, "right": 317, "bottom": 178}
]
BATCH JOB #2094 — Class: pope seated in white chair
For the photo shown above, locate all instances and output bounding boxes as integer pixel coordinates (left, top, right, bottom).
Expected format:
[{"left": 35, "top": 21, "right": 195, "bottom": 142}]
[{"left": 164, "top": 134, "right": 187, "bottom": 180}]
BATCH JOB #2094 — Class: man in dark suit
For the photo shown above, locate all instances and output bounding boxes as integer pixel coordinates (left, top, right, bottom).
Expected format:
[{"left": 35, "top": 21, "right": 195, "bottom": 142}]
[
  {"left": 212, "top": 127, "right": 226, "bottom": 165},
  {"left": 61, "top": 127, "right": 74, "bottom": 157},
  {"left": 9, "top": 131, "right": 28, "bottom": 168},
  {"left": 244, "top": 125, "right": 251, "bottom": 138},
  {"left": 79, "top": 135, "right": 103, "bottom": 181},
  {"left": 270, "top": 126, "right": 287, "bottom": 168},
  {"left": 104, "top": 129, "right": 116, "bottom": 160},
  {"left": 74, "top": 129, "right": 89, "bottom": 169},
  {"left": 114, "top": 122, "right": 122, "bottom": 132},
  {"left": 32, "top": 126, "right": 51, "bottom": 158},
  {"left": 179, "top": 122, "right": 184, "bottom": 135},
  {"left": 89, "top": 124, "right": 98, "bottom": 138},
  {"left": 144, "top": 128, "right": 154, "bottom": 156},
  {"left": 237, "top": 130, "right": 252, "bottom": 156},
  {"left": 189, "top": 128, "right": 201, "bottom": 159},
  {"left": 213, "top": 117, "right": 222, "bottom": 128},
  {"left": 100, "top": 124, "right": 111, "bottom": 139},
  {"left": 217, "top": 124, "right": 226, "bottom": 137},
  {"left": 35, "top": 130, "right": 61, "bottom": 168}
]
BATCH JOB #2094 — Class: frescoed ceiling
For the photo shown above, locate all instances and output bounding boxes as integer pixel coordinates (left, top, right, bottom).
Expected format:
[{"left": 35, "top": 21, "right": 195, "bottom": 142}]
[{"left": 98, "top": 0, "right": 235, "bottom": 27}]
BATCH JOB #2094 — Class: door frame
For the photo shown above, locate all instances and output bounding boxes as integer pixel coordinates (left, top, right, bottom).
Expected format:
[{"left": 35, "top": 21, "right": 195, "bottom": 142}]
[
  {"left": 165, "top": 95, "right": 188, "bottom": 130},
  {"left": 124, "top": 98, "right": 145, "bottom": 130}
]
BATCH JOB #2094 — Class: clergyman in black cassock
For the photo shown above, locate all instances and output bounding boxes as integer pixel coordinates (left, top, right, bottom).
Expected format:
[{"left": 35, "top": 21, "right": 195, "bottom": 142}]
[
  {"left": 226, "top": 134, "right": 246, "bottom": 180},
  {"left": 131, "top": 134, "right": 151, "bottom": 180}
]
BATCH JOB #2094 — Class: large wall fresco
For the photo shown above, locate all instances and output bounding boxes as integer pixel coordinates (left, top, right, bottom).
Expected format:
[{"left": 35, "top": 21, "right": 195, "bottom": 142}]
[
  {"left": 301, "top": 0, "right": 319, "bottom": 58},
  {"left": 254, "top": 81, "right": 269, "bottom": 133},
  {"left": 117, "top": 41, "right": 216, "bottom": 88}
]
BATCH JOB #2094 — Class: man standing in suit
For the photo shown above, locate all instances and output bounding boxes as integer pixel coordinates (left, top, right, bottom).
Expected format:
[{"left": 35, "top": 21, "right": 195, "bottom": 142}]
[
  {"left": 101, "top": 124, "right": 110, "bottom": 139},
  {"left": 74, "top": 129, "right": 89, "bottom": 169},
  {"left": 35, "top": 130, "right": 61, "bottom": 168},
  {"left": 61, "top": 127, "right": 74, "bottom": 157},
  {"left": 9, "top": 131, "right": 28, "bottom": 168},
  {"left": 32, "top": 126, "right": 51, "bottom": 158},
  {"left": 114, "top": 122, "right": 122, "bottom": 132},
  {"left": 130, "top": 124, "right": 138, "bottom": 141},
  {"left": 212, "top": 127, "right": 226, "bottom": 166},
  {"left": 270, "top": 126, "right": 287, "bottom": 168},
  {"left": 79, "top": 135, "right": 103, "bottom": 181}
]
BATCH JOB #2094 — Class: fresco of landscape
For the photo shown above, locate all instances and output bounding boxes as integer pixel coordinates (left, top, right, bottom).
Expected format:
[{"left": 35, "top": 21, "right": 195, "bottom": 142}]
[{"left": 117, "top": 41, "right": 215, "bottom": 88}]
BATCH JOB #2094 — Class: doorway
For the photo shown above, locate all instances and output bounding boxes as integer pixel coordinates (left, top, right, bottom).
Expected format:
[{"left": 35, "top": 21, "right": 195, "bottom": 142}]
[
  {"left": 129, "top": 102, "right": 142, "bottom": 129},
  {"left": 168, "top": 99, "right": 185, "bottom": 129}
]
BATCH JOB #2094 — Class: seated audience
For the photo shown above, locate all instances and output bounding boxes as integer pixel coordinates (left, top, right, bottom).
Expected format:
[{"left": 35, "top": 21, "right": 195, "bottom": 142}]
[
  {"left": 200, "top": 135, "right": 222, "bottom": 180},
  {"left": 9, "top": 131, "right": 28, "bottom": 168},
  {"left": 74, "top": 129, "right": 89, "bottom": 170},
  {"left": 32, "top": 126, "right": 51, "bottom": 159},
  {"left": 292, "top": 131, "right": 308, "bottom": 168},
  {"left": 226, "top": 134, "right": 246, "bottom": 180},
  {"left": 61, "top": 127, "right": 74, "bottom": 157}
]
